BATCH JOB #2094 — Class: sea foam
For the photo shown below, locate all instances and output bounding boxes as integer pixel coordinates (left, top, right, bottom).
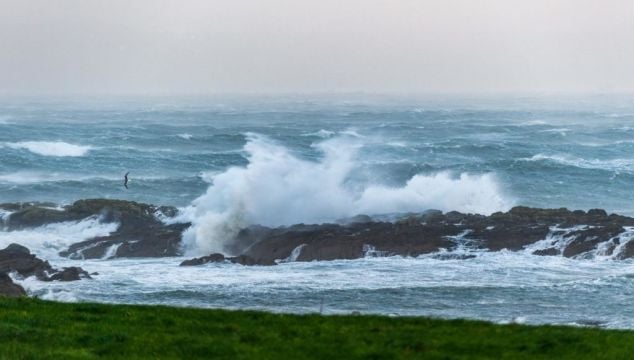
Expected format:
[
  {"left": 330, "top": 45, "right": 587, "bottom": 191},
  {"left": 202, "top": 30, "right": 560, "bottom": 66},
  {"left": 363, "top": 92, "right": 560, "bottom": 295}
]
[
  {"left": 0, "top": 216, "right": 119, "bottom": 259},
  {"left": 178, "top": 133, "right": 513, "bottom": 255},
  {"left": 5, "top": 141, "right": 92, "bottom": 157}
]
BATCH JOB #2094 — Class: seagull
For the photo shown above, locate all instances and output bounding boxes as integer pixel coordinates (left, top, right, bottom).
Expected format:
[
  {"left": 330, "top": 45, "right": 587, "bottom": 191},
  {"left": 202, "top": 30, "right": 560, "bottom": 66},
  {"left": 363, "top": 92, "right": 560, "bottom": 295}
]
[{"left": 124, "top": 172, "right": 129, "bottom": 189}]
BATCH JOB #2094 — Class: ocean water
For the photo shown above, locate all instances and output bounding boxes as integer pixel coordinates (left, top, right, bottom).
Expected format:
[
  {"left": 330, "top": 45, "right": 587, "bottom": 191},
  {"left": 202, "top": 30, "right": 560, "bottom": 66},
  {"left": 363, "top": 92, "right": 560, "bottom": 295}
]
[{"left": 3, "top": 94, "right": 634, "bottom": 328}]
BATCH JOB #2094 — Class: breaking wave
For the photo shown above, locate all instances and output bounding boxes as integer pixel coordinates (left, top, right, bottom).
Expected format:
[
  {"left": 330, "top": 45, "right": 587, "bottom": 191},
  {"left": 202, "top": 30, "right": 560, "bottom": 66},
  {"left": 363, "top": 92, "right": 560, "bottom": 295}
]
[
  {"left": 179, "top": 134, "right": 513, "bottom": 255},
  {"left": 0, "top": 216, "right": 119, "bottom": 259},
  {"left": 5, "top": 141, "right": 93, "bottom": 157}
]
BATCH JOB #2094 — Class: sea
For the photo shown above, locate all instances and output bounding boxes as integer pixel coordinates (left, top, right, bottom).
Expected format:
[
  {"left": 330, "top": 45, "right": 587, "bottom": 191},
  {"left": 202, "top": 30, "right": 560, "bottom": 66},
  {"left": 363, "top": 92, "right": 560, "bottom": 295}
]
[{"left": 2, "top": 93, "right": 634, "bottom": 328}]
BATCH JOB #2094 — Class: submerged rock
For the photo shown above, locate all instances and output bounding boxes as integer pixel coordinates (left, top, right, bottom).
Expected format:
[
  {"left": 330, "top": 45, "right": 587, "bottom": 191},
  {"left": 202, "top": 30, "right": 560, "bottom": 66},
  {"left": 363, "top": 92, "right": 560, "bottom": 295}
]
[
  {"left": 179, "top": 253, "right": 276, "bottom": 266},
  {"left": 180, "top": 253, "right": 226, "bottom": 266},
  {"left": 47, "top": 266, "right": 91, "bottom": 281},
  {"left": 431, "top": 253, "right": 477, "bottom": 260},
  {"left": 532, "top": 248, "right": 560, "bottom": 256}
]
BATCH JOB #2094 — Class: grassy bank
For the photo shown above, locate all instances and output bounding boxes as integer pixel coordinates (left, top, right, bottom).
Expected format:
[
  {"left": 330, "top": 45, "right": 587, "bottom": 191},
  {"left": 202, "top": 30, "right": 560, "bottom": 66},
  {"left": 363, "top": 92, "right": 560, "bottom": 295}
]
[{"left": 0, "top": 298, "right": 632, "bottom": 359}]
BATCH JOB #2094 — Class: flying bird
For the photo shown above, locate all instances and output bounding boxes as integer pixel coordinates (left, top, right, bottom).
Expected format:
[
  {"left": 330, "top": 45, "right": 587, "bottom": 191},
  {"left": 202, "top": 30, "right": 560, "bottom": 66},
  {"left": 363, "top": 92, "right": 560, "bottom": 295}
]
[{"left": 124, "top": 172, "right": 129, "bottom": 189}]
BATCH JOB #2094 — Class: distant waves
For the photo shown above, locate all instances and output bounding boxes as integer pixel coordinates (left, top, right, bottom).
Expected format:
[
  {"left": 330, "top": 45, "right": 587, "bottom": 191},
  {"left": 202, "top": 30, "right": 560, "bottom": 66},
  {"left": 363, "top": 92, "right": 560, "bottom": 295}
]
[{"left": 3, "top": 141, "right": 93, "bottom": 157}]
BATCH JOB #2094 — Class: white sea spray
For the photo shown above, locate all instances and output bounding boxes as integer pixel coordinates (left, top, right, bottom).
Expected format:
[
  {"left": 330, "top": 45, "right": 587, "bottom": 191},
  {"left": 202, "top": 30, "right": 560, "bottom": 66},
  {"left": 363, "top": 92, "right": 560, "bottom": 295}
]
[
  {"left": 0, "top": 216, "right": 119, "bottom": 259},
  {"left": 178, "top": 133, "right": 513, "bottom": 255}
]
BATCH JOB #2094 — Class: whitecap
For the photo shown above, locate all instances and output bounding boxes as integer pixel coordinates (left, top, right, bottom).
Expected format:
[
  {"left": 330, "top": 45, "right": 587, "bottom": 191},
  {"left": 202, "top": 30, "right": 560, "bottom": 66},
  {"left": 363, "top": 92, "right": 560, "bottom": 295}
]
[
  {"left": 522, "top": 153, "right": 634, "bottom": 173},
  {"left": 0, "top": 172, "right": 70, "bottom": 184},
  {"left": 301, "top": 129, "right": 335, "bottom": 138},
  {"left": 177, "top": 133, "right": 193, "bottom": 140},
  {"left": 4, "top": 141, "right": 93, "bottom": 157},
  {"left": 519, "top": 120, "right": 547, "bottom": 126}
]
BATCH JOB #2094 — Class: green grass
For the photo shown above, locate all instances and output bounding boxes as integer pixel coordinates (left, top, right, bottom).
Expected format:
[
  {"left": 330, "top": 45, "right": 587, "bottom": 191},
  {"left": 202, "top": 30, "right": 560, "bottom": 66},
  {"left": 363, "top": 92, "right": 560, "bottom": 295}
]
[{"left": 0, "top": 298, "right": 632, "bottom": 359}]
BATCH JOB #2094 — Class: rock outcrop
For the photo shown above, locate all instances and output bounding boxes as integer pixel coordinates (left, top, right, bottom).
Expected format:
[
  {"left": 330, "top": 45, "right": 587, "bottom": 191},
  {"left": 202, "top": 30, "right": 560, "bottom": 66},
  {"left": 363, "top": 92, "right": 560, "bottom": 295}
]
[
  {"left": 180, "top": 253, "right": 276, "bottom": 266},
  {"left": 0, "top": 244, "right": 90, "bottom": 281},
  {"left": 60, "top": 222, "right": 189, "bottom": 259},
  {"left": 3, "top": 199, "right": 178, "bottom": 231},
  {"left": 183, "top": 206, "right": 634, "bottom": 265},
  {"left": 1, "top": 199, "right": 189, "bottom": 259},
  {"left": 0, "top": 272, "right": 26, "bottom": 297},
  {"left": 6, "top": 199, "right": 634, "bottom": 265}
]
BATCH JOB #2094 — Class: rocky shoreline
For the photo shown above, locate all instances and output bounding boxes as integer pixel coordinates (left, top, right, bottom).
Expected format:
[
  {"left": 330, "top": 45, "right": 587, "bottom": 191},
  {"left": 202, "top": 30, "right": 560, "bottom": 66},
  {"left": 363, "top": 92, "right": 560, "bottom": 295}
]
[
  {"left": 182, "top": 206, "right": 634, "bottom": 266},
  {"left": 0, "top": 243, "right": 92, "bottom": 297},
  {"left": 2, "top": 198, "right": 634, "bottom": 295}
]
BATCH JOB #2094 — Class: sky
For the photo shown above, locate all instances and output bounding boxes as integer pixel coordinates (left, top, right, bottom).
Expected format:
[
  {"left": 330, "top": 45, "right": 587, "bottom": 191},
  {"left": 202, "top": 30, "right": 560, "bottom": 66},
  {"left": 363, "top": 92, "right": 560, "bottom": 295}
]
[{"left": 1, "top": 0, "right": 634, "bottom": 95}]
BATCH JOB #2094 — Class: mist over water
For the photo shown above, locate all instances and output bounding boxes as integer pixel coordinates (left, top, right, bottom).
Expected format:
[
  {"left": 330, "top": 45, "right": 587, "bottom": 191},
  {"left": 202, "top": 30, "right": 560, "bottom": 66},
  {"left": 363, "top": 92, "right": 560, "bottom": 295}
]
[{"left": 4, "top": 95, "right": 634, "bottom": 328}]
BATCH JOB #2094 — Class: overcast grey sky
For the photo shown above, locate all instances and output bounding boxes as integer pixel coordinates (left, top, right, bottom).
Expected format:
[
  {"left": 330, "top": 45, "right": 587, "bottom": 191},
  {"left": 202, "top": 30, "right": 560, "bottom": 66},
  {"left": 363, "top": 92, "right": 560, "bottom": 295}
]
[{"left": 1, "top": 0, "right": 634, "bottom": 95}]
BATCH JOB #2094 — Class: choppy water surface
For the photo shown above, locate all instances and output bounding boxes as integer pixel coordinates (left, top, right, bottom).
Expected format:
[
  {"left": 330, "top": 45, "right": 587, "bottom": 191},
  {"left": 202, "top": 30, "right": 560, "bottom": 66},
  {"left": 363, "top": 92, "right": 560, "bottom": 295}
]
[{"left": 3, "top": 94, "right": 634, "bottom": 328}]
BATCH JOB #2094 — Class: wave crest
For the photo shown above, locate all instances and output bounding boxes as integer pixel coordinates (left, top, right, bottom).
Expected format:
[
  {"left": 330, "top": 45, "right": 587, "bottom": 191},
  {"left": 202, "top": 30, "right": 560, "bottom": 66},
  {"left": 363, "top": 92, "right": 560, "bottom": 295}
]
[
  {"left": 523, "top": 153, "right": 634, "bottom": 173},
  {"left": 5, "top": 141, "right": 92, "bottom": 157}
]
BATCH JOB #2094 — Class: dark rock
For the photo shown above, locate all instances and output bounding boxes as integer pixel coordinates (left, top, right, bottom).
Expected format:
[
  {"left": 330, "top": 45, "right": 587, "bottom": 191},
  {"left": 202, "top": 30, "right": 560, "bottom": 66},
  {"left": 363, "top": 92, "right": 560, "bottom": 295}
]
[
  {"left": 5, "top": 199, "right": 179, "bottom": 232},
  {"left": 180, "top": 253, "right": 226, "bottom": 266},
  {"left": 6, "top": 199, "right": 189, "bottom": 259},
  {"left": 0, "top": 243, "right": 53, "bottom": 279},
  {"left": 468, "top": 224, "right": 550, "bottom": 251},
  {"left": 229, "top": 255, "right": 276, "bottom": 266},
  {"left": 231, "top": 206, "right": 634, "bottom": 264},
  {"left": 615, "top": 240, "right": 634, "bottom": 260},
  {"left": 180, "top": 253, "right": 276, "bottom": 266},
  {"left": 562, "top": 225, "right": 624, "bottom": 258},
  {"left": 6, "top": 206, "right": 71, "bottom": 229},
  {"left": 11, "top": 198, "right": 634, "bottom": 264},
  {"left": 0, "top": 244, "right": 89, "bottom": 282},
  {"left": 532, "top": 248, "right": 560, "bottom": 256},
  {"left": 4, "top": 243, "right": 30, "bottom": 255},
  {"left": 241, "top": 219, "right": 458, "bottom": 264},
  {"left": 431, "top": 253, "right": 477, "bottom": 260},
  {"left": 420, "top": 209, "right": 444, "bottom": 223},
  {"left": 0, "top": 272, "right": 26, "bottom": 297},
  {"left": 46, "top": 267, "right": 91, "bottom": 281},
  {"left": 0, "top": 202, "right": 57, "bottom": 212},
  {"left": 587, "top": 209, "right": 608, "bottom": 217},
  {"left": 60, "top": 221, "right": 189, "bottom": 259}
]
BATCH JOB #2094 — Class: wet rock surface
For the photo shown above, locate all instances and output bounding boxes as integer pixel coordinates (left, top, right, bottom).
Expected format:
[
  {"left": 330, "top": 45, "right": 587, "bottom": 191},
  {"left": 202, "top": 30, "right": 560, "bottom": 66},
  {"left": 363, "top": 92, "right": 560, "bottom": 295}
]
[
  {"left": 60, "top": 222, "right": 189, "bottom": 259},
  {"left": 1, "top": 199, "right": 188, "bottom": 259},
  {"left": 2, "top": 199, "right": 178, "bottom": 231},
  {"left": 0, "top": 272, "right": 26, "bottom": 297},
  {"left": 186, "top": 206, "right": 634, "bottom": 265},
  {"left": 179, "top": 253, "right": 276, "bottom": 266},
  {"left": 5, "top": 200, "right": 634, "bottom": 264},
  {"left": 0, "top": 244, "right": 90, "bottom": 281}
]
